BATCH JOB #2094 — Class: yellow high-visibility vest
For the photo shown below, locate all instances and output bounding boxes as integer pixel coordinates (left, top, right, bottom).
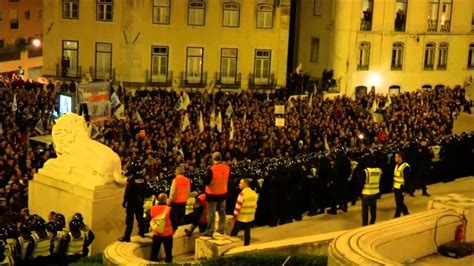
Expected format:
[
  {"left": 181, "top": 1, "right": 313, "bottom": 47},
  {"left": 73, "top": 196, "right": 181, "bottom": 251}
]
[
  {"left": 66, "top": 231, "right": 86, "bottom": 256},
  {"left": 430, "top": 145, "right": 441, "bottom": 162},
  {"left": 31, "top": 232, "right": 51, "bottom": 258},
  {"left": 237, "top": 188, "right": 259, "bottom": 223},
  {"left": 393, "top": 162, "right": 409, "bottom": 189},
  {"left": 185, "top": 192, "right": 197, "bottom": 215},
  {"left": 362, "top": 168, "right": 381, "bottom": 195}
]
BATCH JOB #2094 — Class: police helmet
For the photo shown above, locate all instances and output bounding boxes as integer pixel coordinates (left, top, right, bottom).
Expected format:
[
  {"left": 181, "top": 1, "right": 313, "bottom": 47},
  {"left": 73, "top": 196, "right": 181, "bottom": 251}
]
[
  {"left": 19, "top": 223, "right": 31, "bottom": 236},
  {"left": 54, "top": 213, "right": 66, "bottom": 228},
  {"left": 0, "top": 227, "right": 8, "bottom": 241},
  {"left": 127, "top": 160, "right": 144, "bottom": 178},
  {"left": 72, "top": 213, "right": 84, "bottom": 223},
  {"left": 45, "top": 222, "right": 57, "bottom": 234},
  {"left": 69, "top": 219, "right": 81, "bottom": 232},
  {"left": 0, "top": 241, "right": 4, "bottom": 256},
  {"left": 31, "top": 217, "right": 46, "bottom": 232},
  {"left": 6, "top": 224, "right": 19, "bottom": 239}
]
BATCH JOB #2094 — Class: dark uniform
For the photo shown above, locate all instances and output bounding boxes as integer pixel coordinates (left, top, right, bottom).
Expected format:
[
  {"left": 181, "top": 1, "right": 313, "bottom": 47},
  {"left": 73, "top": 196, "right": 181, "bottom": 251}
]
[
  {"left": 415, "top": 141, "right": 432, "bottom": 196},
  {"left": 120, "top": 161, "right": 146, "bottom": 242}
]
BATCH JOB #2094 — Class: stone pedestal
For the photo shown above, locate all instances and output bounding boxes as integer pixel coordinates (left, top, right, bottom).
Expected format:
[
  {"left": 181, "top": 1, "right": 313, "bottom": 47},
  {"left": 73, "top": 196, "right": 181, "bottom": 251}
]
[
  {"left": 428, "top": 193, "right": 474, "bottom": 241},
  {"left": 28, "top": 173, "right": 125, "bottom": 255},
  {"left": 195, "top": 234, "right": 243, "bottom": 261}
]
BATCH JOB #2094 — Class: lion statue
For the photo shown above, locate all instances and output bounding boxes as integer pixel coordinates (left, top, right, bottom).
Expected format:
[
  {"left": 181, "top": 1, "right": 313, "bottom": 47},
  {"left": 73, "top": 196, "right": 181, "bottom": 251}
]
[{"left": 39, "top": 113, "right": 126, "bottom": 187}]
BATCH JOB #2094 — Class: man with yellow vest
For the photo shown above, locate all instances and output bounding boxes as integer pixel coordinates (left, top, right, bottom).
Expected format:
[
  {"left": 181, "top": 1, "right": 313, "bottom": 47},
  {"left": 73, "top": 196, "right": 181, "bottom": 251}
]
[
  {"left": 150, "top": 193, "right": 175, "bottom": 263},
  {"left": 30, "top": 218, "right": 52, "bottom": 264},
  {"left": 360, "top": 154, "right": 382, "bottom": 226},
  {"left": 393, "top": 151, "right": 412, "bottom": 218},
  {"left": 202, "top": 152, "right": 230, "bottom": 237},
  {"left": 168, "top": 165, "right": 191, "bottom": 231},
  {"left": 231, "top": 179, "right": 258, "bottom": 246}
]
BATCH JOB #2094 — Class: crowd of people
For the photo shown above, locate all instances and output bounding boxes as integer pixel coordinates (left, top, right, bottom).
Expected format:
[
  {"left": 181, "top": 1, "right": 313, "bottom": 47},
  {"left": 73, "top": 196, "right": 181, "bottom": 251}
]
[{"left": 0, "top": 72, "right": 473, "bottom": 262}]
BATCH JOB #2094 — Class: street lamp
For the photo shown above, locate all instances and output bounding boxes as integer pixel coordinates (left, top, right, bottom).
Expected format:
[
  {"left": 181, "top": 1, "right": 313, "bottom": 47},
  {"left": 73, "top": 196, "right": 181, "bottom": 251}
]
[{"left": 32, "top": 38, "right": 42, "bottom": 48}]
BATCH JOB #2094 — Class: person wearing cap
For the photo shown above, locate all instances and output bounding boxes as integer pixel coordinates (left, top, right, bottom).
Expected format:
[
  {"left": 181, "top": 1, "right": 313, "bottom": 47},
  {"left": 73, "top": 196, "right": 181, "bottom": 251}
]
[
  {"left": 202, "top": 152, "right": 230, "bottom": 237},
  {"left": 168, "top": 165, "right": 191, "bottom": 231}
]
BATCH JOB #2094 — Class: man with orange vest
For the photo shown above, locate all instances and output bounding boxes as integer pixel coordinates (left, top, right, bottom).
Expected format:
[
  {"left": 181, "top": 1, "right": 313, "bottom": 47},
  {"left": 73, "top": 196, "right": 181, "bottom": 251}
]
[
  {"left": 202, "top": 152, "right": 230, "bottom": 237},
  {"left": 185, "top": 187, "right": 208, "bottom": 237},
  {"left": 150, "top": 193, "right": 175, "bottom": 263},
  {"left": 168, "top": 165, "right": 191, "bottom": 231}
]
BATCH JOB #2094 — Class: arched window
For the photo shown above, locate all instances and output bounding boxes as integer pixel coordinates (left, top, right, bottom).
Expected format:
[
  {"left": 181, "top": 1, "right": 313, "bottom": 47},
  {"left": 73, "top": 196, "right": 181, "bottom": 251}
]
[
  {"left": 188, "top": 0, "right": 205, "bottom": 26},
  {"left": 424, "top": 42, "right": 435, "bottom": 70},
  {"left": 437, "top": 42, "right": 448, "bottom": 70},
  {"left": 256, "top": 4, "right": 273, "bottom": 29},
  {"left": 357, "top": 42, "right": 370, "bottom": 70},
  {"left": 223, "top": 2, "right": 240, "bottom": 27},
  {"left": 391, "top": 42, "right": 404, "bottom": 70}
]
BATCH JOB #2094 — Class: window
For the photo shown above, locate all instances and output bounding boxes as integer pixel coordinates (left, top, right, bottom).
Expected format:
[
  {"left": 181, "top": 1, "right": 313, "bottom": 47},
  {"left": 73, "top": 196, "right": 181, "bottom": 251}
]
[
  {"left": 63, "top": 0, "right": 79, "bottom": 19},
  {"left": 37, "top": 9, "right": 42, "bottom": 20},
  {"left": 391, "top": 42, "right": 404, "bottom": 70},
  {"left": 188, "top": 0, "right": 205, "bottom": 26},
  {"left": 254, "top": 49, "right": 271, "bottom": 84},
  {"left": 394, "top": 0, "right": 407, "bottom": 31},
  {"left": 0, "top": 39, "right": 4, "bottom": 48},
  {"left": 468, "top": 44, "right": 474, "bottom": 69},
  {"left": 10, "top": 9, "right": 18, "bottom": 29},
  {"left": 153, "top": 0, "right": 170, "bottom": 24},
  {"left": 186, "top": 47, "right": 204, "bottom": 83},
  {"left": 0, "top": 9, "right": 3, "bottom": 23},
  {"left": 95, "top": 43, "right": 112, "bottom": 79},
  {"left": 151, "top": 46, "right": 169, "bottom": 82},
  {"left": 360, "top": 0, "right": 373, "bottom": 31},
  {"left": 424, "top": 43, "right": 435, "bottom": 70},
  {"left": 472, "top": 4, "right": 474, "bottom": 31},
  {"left": 310, "top": 37, "right": 319, "bottom": 62},
  {"left": 427, "top": 0, "right": 452, "bottom": 32},
  {"left": 437, "top": 42, "right": 448, "bottom": 70},
  {"left": 223, "top": 2, "right": 240, "bottom": 27},
  {"left": 220, "top": 48, "right": 238, "bottom": 84},
  {"left": 24, "top": 10, "right": 30, "bottom": 20},
  {"left": 257, "top": 4, "right": 273, "bottom": 29},
  {"left": 96, "top": 0, "right": 113, "bottom": 21},
  {"left": 357, "top": 42, "right": 370, "bottom": 70},
  {"left": 313, "top": 0, "right": 321, "bottom": 16},
  {"left": 62, "top": 40, "right": 79, "bottom": 77}
]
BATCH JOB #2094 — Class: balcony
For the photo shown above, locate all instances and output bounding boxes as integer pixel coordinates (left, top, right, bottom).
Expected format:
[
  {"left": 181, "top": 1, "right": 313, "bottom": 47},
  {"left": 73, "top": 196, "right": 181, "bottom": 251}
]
[
  {"left": 357, "top": 64, "right": 369, "bottom": 71},
  {"left": 215, "top": 72, "right": 241, "bottom": 88},
  {"left": 423, "top": 64, "right": 434, "bottom": 70},
  {"left": 180, "top": 71, "right": 207, "bottom": 88},
  {"left": 89, "top": 67, "right": 115, "bottom": 81},
  {"left": 439, "top": 20, "right": 450, "bottom": 32},
  {"left": 360, "top": 20, "right": 372, "bottom": 31},
  {"left": 427, "top": 19, "right": 437, "bottom": 32},
  {"left": 248, "top": 73, "right": 276, "bottom": 90},
  {"left": 0, "top": 47, "right": 21, "bottom": 62},
  {"left": 56, "top": 64, "right": 82, "bottom": 79},
  {"left": 391, "top": 64, "right": 402, "bottom": 71},
  {"left": 145, "top": 70, "right": 173, "bottom": 87},
  {"left": 437, "top": 64, "right": 447, "bottom": 70},
  {"left": 27, "top": 46, "right": 43, "bottom": 58},
  {"left": 394, "top": 20, "right": 406, "bottom": 32}
]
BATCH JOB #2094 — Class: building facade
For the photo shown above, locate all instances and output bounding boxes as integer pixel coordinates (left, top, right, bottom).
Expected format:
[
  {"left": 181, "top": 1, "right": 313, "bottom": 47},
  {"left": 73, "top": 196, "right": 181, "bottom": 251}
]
[
  {"left": 0, "top": 0, "right": 43, "bottom": 78},
  {"left": 42, "top": 0, "right": 291, "bottom": 89},
  {"left": 295, "top": 0, "right": 474, "bottom": 95}
]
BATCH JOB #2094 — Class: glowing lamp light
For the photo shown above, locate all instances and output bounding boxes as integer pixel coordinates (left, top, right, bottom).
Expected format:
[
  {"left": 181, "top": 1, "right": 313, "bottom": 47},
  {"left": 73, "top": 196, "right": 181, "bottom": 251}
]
[
  {"left": 358, "top": 133, "right": 365, "bottom": 140},
  {"left": 32, "top": 38, "right": 42, "bottom": 48},
  {"left": 367, "top": 72, "right": 381, "bottom": 88}
]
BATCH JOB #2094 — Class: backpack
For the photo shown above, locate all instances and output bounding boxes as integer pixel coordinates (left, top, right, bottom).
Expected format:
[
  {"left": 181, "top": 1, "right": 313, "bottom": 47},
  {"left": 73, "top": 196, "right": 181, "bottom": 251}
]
[{"left": 150, "top": 206, "right": 169, "bottom": 234}]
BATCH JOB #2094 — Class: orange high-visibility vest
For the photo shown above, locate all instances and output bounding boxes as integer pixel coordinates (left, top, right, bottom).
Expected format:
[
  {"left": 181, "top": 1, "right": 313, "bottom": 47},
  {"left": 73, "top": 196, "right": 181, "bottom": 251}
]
[
  {"left": 206, "top": 163, "right": 230, "bottom": 195},
  {"left": 197, "top": 194, "right": 208, "bottom": 224},
  {"left": 172, "top": 175, "right": 191, "bottom": 203},
  {"left": 150, "top": 205, "right": 173, "bottom": 237}
]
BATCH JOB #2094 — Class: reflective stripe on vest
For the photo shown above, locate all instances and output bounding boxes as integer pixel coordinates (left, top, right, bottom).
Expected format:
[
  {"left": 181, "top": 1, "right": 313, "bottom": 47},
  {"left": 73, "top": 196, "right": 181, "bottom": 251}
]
[
  {"left": 185, "top": 192, "right": 197, "bottom": 215},
  {"left": 206, "top": 164, "right": 230, "bottom": 195},
  {"left": 393, "top": 162, "right": 409, "bottom": 189},
  {"left": 0, "top": 253, "right": 13, "bottom": 266},
  {"left": 172, "top": 175, "right": 191, "bottom": 203},
  {"left": 31, "top": 232, "right": 51, "bottom": 258},
  {"left": 66, "top": 231, "right": 85, "bottom": 256},
  {"left": 5, "top": 239, "right": 17, "bottom": 259},
  {"left": 150, "top": 205, "right": 173, "bottom": 237},
  {"left": 362, "top": 168, "right": 381, "bottom": 195},
  {"left": 18, "top": 236, "right": 30, "bottom": 260},
  {"left": 53, "top": 230, "right": 68, "bottom": 253},
  {"left": 237, "top": 188, "right": 259, "bottom": 223},
  {"left": 430, "top": 145, "right": 441, "bottom": 162}
]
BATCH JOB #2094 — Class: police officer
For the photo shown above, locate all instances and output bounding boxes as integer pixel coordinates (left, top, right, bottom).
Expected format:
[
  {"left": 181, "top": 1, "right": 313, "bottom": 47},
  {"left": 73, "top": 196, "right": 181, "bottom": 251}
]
[
  {"left": 71, "top": 213, "right": 95, "bottom": 257},
  {"left": 360, "top": 154, "right": 382, "bottom": 226},
  {"left": 393, "top": 151, "right": 412, "bottom": 218},
  {"left": 4, "top": 224, "right": 19, "bottom": 264},
  {"left": 202, "top": 152, "right": 230, "bottom": 237},
  {"left": 0, "top": 240, "right": 14, "bottom": 266},
  {"left": 168, "top": 165, "right": 191, "bottom": 231},
  {"left": 17, "top": 223, "right": 35, "bottom": 265},
  {"left": 60, "top": 219, "right": 86, "bottom": 263},
  {"left": 415, "top": 139, "right": 432, "bottom": 196},
  {"left": 30, "top": 217, "right": 52, "bottom": 265},
  {"left": 51, "top": 213, "right": 68, "bottom": 264},
  {"left": 231, "top": 178, "right": 259, "bottom": 246},
  {"left": 119, "top": 160, "right": 147, "bottom": 242}
]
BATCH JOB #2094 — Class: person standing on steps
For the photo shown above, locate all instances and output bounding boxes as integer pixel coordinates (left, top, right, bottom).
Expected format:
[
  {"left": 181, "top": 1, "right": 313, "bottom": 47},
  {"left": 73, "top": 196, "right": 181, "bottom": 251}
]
[
  {"left": 231, "top": 178, "right": 258, "bottom": 246},
  {"left": 393, "top": 151, "right": 413, "bottom": 218},
  {"left": 202, "top": 152, "right": 230, "bottom": 237},
  {"left": 168, "top": 165, "right": 191, "bottom": 231},
  {"left": 360, "top": 154, "right": 382, "bottom": 226}
]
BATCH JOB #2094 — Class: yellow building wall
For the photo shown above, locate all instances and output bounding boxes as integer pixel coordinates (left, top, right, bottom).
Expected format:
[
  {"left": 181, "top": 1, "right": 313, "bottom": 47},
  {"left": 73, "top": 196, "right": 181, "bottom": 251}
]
[
  {"left": 42, "top": 0, "right": 290, "bottom": 88},
  {"left": 297, "top": 0, "right": 474, "bottom": 95}
]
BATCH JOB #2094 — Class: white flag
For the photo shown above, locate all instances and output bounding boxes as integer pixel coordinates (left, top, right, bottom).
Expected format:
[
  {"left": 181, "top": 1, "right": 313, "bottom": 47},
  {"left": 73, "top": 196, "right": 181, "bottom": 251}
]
[
  {"left": 295, "top": 63, "right": 302, "bottom": 73},
  {"left": 287, "top": 98, "right": 294, "bottom": 111},
  {"left": 12, "top": 94, "right": 17, "bottom": 112},
  {"left": 198, "top": 111, "right": 204, "bottom": 133},
  {"left": 308, "top": 92, "right": 313, "bottom": 107},
  {"left": 111, "top": 92, "right": 121, "bottom": 108},
  {"left": 243, "top": 112, "right": 247, "bottom": 125},
  {"left": 210, "top": 111, "right": 216, "bottom": 129},
  {"left": 181, "top": 113, "right": 190, "bottom": 132},
  {"left": 175, "top": 97, "right": 184, "bottom": 111},
  {"left": 114, "top": 104, "right": 125, "bottom": 120},
  {"left": 135, "top": 111, "right": 143, "bottom": 124},
  {"left": 324, "top": 135, "right": 330, "bottom": 152},
  {"left": 182, "top": 91, "right": 191, "bottom": 110},
  {"left": 229, "top": 119, "right": 234, "bottom": 140},
  {"left": 216, "top": 112, "right": 222, "bottom": 133},
  {"left": 225, "top": 102, "right": 233, "bottom": 117},
  {"left": 34, "top": 119, "right": 44, "bottom": 135},
  {"left": 371, "top": 98, "right": 378, "bottom": 113}
]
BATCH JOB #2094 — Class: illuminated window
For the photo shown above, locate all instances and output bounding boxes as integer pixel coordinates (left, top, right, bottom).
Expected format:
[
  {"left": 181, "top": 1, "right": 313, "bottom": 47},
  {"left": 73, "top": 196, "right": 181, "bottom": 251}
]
[
  {"left": 151, "top": 46, "right": 169, "bottom": 82},
  {"left": 63, "top": 0, "right": 79, "bottom": 19},
  {"left": 360, "top": 0, "right": 373, "bottom": 31},
  {"left": 188, "top": 0, "right": 205, "bottom": 26},
  {"left": 394, "top": 0, "right": 407, "bottom": 31},
  {"left": 221, "top": 48, "right": 238, "bottom": 83},
  {"left": 153, "top": 0, "right": 170, "bottom": 24},
  {"left": 358, "top": 42, "right": 370, "bottom": 70},
  {"left": 437, "top": 42, "right": 448, "bottom": 70},
  {"left": 310, "top": 37, "right": 319, "bottom": 62},
  {"left": 391, "top": 42, "right": 404, "bottom": 70},
  {"left": 96, "top": 0, "right": 113, "bottom": 21},
  {"left": 313, "top": 0, "right": 321, "bottom": 16},
  {"left": 254, "top": 49, "right": 271, "bottom": 84},
  {"left": 424, "top": 43, "right": 435, "bottom": 70},
  {"left": 468, "top": 44, "right": 474, "bottom": 69},
  {"left": 223, "top": 2, "right": 240, "bottom": 27},
  {"left": 186, "top": 47, "right": 204, "bottom": 83},
  {"left": 257, "top": 4, "right": 273, "bottom": 29}
]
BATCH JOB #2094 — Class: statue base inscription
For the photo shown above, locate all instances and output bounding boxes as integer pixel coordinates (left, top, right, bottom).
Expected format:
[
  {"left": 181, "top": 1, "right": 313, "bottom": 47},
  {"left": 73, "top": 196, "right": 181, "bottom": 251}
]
[{"left": 28, "top": 173, "right": 125, "bottom": 255}]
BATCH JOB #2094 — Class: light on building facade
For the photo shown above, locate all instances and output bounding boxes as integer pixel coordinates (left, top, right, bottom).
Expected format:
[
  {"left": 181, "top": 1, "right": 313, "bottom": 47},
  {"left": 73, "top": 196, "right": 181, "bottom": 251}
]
[
  {"left": 367, "top": 72, "right": 381, "bottom": 88},
  {"left": 32, "top": 38, "right": 42, "bottom": 48}
]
